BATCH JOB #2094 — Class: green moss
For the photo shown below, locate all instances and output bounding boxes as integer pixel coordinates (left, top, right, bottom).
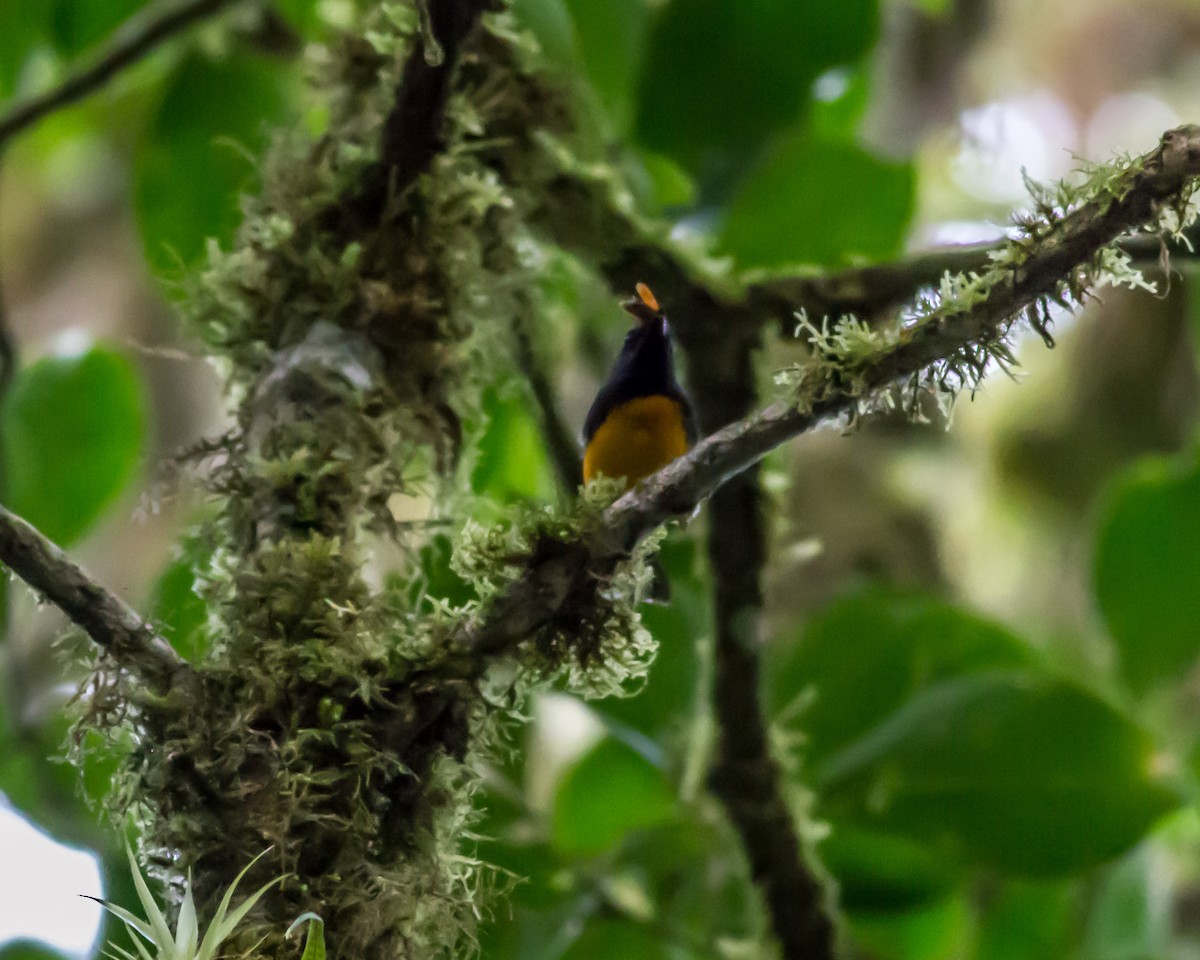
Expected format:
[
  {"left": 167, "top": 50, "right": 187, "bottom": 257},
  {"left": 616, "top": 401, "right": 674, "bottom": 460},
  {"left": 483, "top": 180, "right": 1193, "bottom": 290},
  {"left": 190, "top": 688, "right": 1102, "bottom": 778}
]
[{"left": 76, "top": 5, "right": 676, "bottom": 959}]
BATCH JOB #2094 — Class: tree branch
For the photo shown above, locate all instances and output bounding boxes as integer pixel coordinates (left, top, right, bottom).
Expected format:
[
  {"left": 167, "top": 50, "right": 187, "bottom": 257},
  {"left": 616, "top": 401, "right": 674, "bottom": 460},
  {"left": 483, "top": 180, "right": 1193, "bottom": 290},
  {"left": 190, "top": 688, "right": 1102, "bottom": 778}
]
[
  {"left": 455, "top": 124, "right": 1200, "bottom": 668},
  {"left": 0, "top": 504, "right": 185, "bottom": 693},
  {"left": 0, "top": 0, "right": 243, "bottom": 149},
  {"left": 749, "top": 215, "right": 1200, "bottom": 330},
  {"left": 329, "top": 0, "right": 496, "bottom": 234},
  {"left": 676, "top": 310, "right": 835, "bottom": 956}
]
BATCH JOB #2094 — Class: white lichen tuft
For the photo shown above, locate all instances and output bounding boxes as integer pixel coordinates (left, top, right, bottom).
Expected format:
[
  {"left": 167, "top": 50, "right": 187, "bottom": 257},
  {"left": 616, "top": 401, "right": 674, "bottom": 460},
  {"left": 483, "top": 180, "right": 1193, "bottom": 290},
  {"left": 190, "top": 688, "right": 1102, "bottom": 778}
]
[{"left": 773, "top": 144, "right": 1197, "bottom": 424}]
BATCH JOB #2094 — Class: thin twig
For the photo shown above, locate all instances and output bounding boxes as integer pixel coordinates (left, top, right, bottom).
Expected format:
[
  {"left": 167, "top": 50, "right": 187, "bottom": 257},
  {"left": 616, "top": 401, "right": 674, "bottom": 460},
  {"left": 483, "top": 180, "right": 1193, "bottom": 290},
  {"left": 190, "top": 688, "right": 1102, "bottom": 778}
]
[
  {"left": 0, "top": 0, "right": 243, "bottom": 148},
  {"left": 454, "top": 124, "right": 1200, "bottom": 669},
  {"left": 0, "top": 503, "right": 186, "bottom": 692},
  {"left": 512, "top": 315, "right": 582, "bottom": 491}
]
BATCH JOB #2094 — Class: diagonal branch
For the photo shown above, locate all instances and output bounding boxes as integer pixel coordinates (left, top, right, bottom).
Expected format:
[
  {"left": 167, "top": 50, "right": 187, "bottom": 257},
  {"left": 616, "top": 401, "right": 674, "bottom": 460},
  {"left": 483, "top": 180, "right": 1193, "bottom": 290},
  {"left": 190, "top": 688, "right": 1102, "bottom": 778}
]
[
  {"left": 749, "top": 223, "right": 1200, "bottom": 330},
  {"left": 0, "top": 0, "right": 244, "bottom": 149},
  {"left": 455, "top": 124, "right": 1200, "bottom": 669},
  {"left": 0, "top": 504, "right": 186, "bottom": 693}
]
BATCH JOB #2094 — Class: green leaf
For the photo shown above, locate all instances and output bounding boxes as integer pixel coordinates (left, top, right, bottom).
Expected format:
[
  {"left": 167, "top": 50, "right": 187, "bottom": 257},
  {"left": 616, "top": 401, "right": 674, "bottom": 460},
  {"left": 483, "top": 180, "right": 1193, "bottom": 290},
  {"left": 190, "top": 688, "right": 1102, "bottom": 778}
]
[
  {"left": 976, "top": 880, "right": 1077, "bottom": 960},
  {"left": 562, "top": 0, "right": 649, "bottom": 135},
  {"left": 3, "top": 345, "right": 146, "bottom": 545},
  {"left": 151, "top": 532, "right": 214, "bottom": 662},
  {"left": 0, "top": 941, "right": 70, "bottom": 960},
  {"left": 553, "top": 738, "right": 675, "bottom": 857},
  {"left": 286, "top": 913, "right": 326, "bottom": 960},
  {"left": 820, "top": 671, "right": 1181, "bottom": 876},
  {"left": 720, "top": 133, "right": 914, "bottom": 269},
  {"left": 1094, "top": 456, "right": 1200, "bottom": 692},
  {"left": 0, "top": 700, "right": 116, "bottom": 847},
  {"left": 151, "top": 555, "right": 210, "bottom": 662},
  {"left": 632, "top": 150, "right": 696, "bottom": 210},
  {"left": 765, "top": 585, "right": 1034, "bottom": 771},
  {"left": 848, "top": 894, "right": 970, "bottom": 960},
  {"left": 811, "top": 67, "right": 873, "bottom": 142},
  {"left": 50, "top": 0, "right": 150, "bottom": 57},
  {"left": 509, "top": 0, "right": 578, "bottom": 68},
  {"left": 0, "top": 4, "right": 48, "bottom": 98},
  {"left": 470, "top": 386, "right": 557, "bottom": 505},
  {"left": 476, "top": 835, "right": 568, "bottom": 909},
  {"left": 0, "top": 749, "right": 41, "bottom": 819},
  {"left": 618, "top": 818, "right": 758, "bottom": 942},
  {"left": 478, "top": 902, "right": 585, "bottom": 960},
  {"left": 276, "top": 0, "right": 326, "bottom": 38},
  {"left": 1080, "top": 846, "right": 1172, "bottom": 960},
  {"left": 821, "top": 827, "right": 958, "bottom": 912},
  {"left": 561, "top": 920, "right": 673, "bottom": 960},
  {"left": 409, "top": 534, "right": 476, "bottom": 610},
  {"left": 635, "top": 0, "right": 879, "bottom": 174},
  {"left": 134, "top": 52, "right": 293, "bottom": 271}
]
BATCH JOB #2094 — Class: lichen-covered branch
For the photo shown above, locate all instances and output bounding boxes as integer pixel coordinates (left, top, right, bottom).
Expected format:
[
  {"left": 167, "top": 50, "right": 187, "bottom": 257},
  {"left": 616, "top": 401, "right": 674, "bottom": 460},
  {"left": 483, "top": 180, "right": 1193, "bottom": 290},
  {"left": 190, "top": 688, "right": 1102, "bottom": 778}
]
[
  {"left": 0, "top": 503, "right": 185, "bottom": 692},
  {"left": 50, "top": 4, "right": 1199, "bottom": 957},
  {"left": 93, "top": 10, "right": 550, "bottom": 960},
  {"left": 0, "top": 0, "right": 243, "bottom": 148},
  {"left": 483, "top": 49, "right": 1200, "bottom": 347},
  {"left": 457, "top": 124, "right": 1200, "bottom": 670},
  {"left": 749, "top": 221, "right": 1200, "bottom": 330}
]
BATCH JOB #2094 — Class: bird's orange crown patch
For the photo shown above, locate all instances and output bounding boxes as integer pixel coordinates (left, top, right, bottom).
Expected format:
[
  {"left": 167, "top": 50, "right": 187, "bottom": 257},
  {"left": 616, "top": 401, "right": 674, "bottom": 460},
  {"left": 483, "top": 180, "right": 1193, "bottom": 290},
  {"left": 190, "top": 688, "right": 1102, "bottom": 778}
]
[{"left": 635, "top": 282, "right": 660, "bottom": 313}]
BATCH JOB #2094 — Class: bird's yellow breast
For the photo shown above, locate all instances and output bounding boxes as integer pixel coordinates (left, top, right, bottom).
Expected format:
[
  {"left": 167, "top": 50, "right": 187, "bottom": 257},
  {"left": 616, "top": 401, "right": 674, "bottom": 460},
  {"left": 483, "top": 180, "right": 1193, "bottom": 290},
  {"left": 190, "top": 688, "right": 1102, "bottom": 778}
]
[{"left": 583, "top": 395, "right": 690, "bottom": 487}]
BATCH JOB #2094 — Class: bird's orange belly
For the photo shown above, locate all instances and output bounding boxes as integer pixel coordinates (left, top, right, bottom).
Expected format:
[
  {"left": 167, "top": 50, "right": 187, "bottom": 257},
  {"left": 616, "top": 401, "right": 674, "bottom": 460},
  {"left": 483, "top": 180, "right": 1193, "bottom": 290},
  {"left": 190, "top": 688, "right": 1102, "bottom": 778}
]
[{"left": 583, "top": 395, "right": 690, "bottom": 487}]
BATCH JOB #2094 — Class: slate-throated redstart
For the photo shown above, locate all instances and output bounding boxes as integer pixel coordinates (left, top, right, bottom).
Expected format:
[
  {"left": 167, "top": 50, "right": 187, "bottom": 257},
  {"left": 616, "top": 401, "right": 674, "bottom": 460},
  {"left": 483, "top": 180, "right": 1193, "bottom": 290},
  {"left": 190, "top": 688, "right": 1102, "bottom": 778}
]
[
  {"left": 581, "top": 285, "right": 695, "bottom": 602},
  {"left": 582, "top": 283, "right": 696, "bottom": 488}
]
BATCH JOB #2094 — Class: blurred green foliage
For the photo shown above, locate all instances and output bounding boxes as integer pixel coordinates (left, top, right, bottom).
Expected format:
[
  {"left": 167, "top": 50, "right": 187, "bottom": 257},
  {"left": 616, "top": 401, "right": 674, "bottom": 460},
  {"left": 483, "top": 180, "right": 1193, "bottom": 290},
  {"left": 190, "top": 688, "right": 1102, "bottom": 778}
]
[
  {"left": 2, "top": 346, "right": 146, "bottom": 546},
  {"left": 1095, "top": 456, "right": 1200, "bottom": 694},
  {"left": 50, "top": 0, "right": 151, "bottom": 58},
  {"left": 134, "top": 52, "right": 295, "bottom": 270},
  {"left": 552, "top": 738, "right": 675, "bottom": 858},
  {"left": 2, "top": 1, "right": 1200, "bottom": 960},
  {"left": 819, "top": 671, "right": 1179, "bottom": 875},
  {"left": 720, "top": 135, "right": 914, "bottom": 268}
]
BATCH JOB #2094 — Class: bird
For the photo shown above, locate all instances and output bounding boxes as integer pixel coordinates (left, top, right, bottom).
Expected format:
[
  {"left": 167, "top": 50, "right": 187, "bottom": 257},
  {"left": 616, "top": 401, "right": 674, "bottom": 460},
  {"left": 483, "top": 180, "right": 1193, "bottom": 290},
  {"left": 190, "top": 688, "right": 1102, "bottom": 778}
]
[
  {"left": 581, "top": 284, "right": 696, "bottom": 602},
  {"left": 582, "top": 283, "right": 696, "bottom": 489}
]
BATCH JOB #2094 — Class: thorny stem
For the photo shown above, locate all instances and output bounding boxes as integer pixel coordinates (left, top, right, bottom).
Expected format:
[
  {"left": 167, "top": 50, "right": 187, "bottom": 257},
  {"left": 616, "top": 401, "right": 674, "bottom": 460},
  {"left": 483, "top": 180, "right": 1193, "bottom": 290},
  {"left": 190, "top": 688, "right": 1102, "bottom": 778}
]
[{"left": 0, "top": 0, "right": 244, "bottom": 148}]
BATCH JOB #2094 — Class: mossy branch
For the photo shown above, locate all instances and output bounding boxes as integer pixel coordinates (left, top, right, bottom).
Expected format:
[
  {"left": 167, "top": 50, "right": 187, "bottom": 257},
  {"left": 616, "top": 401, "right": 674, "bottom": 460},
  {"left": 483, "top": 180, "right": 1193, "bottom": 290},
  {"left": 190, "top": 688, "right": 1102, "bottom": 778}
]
[
  {"left": 327, "top": 0, "right": 497, "bottom": 234},
  {"left": 0, "top": 503, "right": 186, "bottom": 692},
  {"left": 750, "top": 220, "right": 1200, "bottom": 330},
  {"left": 456, "top": 124, "right": 1200, "bottom": 672}
]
